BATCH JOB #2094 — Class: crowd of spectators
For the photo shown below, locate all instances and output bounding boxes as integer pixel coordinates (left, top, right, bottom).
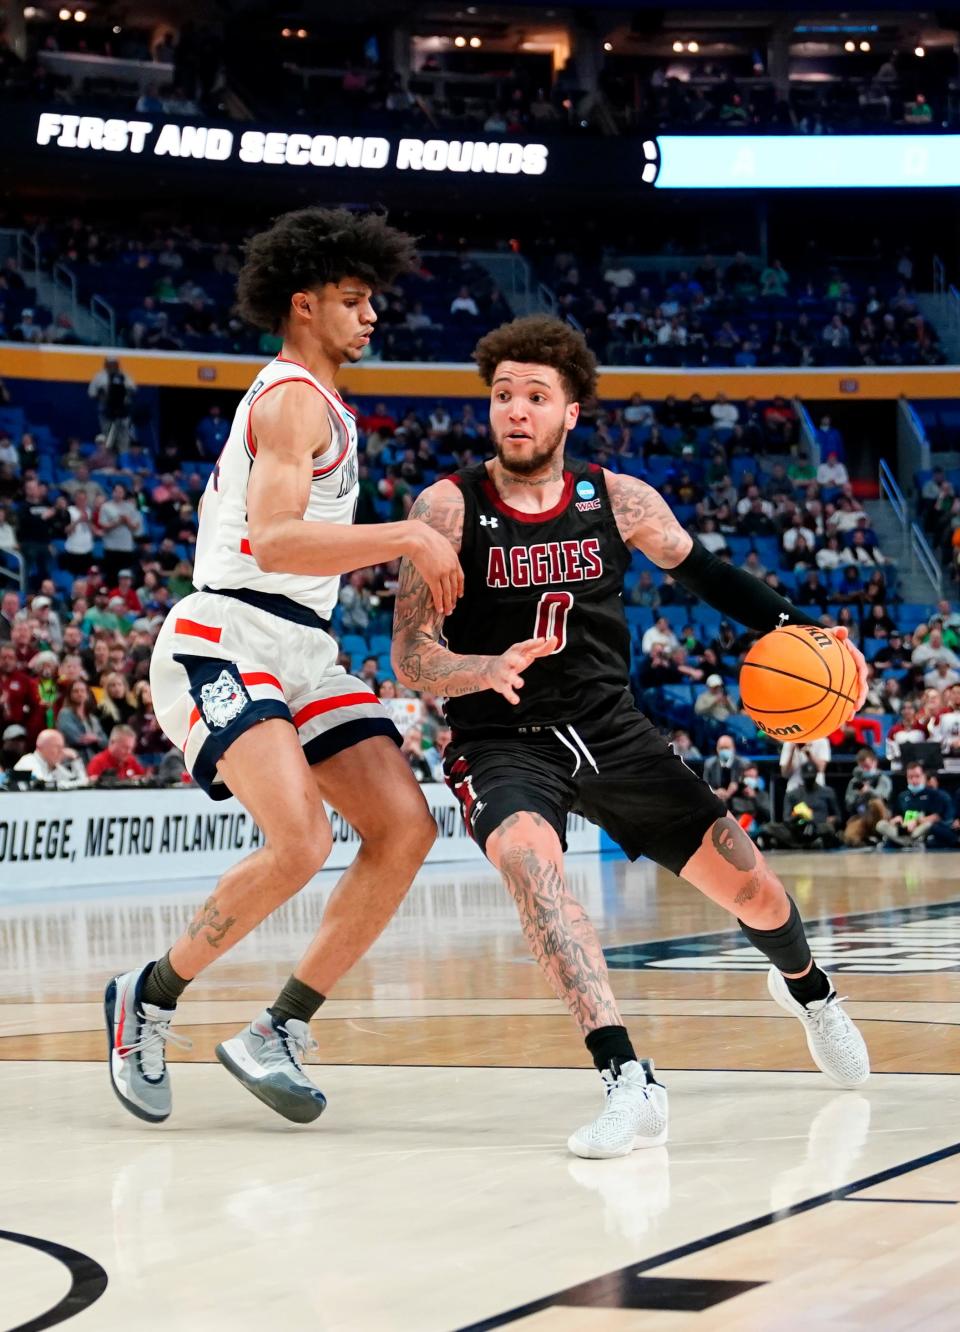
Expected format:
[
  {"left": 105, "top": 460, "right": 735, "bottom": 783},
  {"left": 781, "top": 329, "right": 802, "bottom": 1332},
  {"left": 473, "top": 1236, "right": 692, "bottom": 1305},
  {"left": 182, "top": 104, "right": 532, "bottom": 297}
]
[
  {"left": 1, "top": 373, "right": 958, "bottom": 851},
  {"left": 1, "top": 224, "right": 515, "bottom": 362},
  {"left": 631, "top": 61, "right": 956, "bottom": 135},
  {"left": 1, "top": 220, "right": 943, "bottom": 376},
  {"left": 666, "top": 730, "right": 960, "bottom": 853},
  {"left": 548, "top": 250, "right": 944, "bottom": 369}
]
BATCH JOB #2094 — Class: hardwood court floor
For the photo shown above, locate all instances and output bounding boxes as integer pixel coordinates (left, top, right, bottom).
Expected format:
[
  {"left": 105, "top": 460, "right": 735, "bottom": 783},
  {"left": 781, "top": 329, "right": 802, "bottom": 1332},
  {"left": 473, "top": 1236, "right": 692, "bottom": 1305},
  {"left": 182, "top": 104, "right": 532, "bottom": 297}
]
[{"left": 2, "top": 849, "right": 959, "bottom": 1331}]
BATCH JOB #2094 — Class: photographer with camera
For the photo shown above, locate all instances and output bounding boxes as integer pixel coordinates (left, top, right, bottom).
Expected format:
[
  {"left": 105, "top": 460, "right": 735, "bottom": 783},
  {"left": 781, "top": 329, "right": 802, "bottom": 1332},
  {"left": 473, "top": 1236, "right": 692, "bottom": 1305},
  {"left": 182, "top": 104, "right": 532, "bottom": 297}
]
[
  {"left": 843, "top": 746, "right": 892, "bottom": 846},
  {"left": 757, "top": 761, "right": 843, "bottom": 850}
]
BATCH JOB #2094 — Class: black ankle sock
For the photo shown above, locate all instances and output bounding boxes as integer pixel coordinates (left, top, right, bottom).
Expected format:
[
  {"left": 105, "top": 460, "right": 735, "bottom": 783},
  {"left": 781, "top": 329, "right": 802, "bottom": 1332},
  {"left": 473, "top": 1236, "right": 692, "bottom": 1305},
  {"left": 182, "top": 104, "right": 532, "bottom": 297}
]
[
  {"left": 269, "top": 976, "right": 326, "bottom": 1027},
  {"left": 141, "top": 952, "right": 190, "bottom": 1010},
  {"left": 783, "top": 964, "right": 832, "bottom": 1008},
  {"left": 585, "top": 1024, "right": 637, "bottom": 1074}
]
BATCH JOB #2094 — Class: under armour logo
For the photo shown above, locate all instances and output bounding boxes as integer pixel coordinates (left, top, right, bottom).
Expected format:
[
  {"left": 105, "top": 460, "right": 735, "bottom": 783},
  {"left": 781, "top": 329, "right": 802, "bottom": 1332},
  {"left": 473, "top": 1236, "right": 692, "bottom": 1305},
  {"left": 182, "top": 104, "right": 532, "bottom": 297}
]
[{"left": 479, "top": 515, "right": 498, "bottom": 528}]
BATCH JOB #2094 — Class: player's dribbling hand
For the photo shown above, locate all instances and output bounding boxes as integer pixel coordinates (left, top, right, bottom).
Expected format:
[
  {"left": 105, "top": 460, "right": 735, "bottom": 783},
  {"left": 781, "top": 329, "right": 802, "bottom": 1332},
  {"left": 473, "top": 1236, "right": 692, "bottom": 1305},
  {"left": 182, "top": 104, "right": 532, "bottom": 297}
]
[
  {"left": 487, "top": 637, "right": 558, "bottom": 705},
  {"left": 834, "top": 625, "right": 868, "bottom": 710},
  {"left": 407, "top": 520, "right": 465, "bottom": 615}
]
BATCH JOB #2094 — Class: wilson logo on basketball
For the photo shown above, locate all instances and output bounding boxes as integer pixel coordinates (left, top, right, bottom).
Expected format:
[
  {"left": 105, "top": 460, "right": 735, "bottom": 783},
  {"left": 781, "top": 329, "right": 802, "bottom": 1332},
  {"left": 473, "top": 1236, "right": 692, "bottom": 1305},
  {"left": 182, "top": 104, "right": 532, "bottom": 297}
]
[{"left": 757, "top": 721, "right": 803, "bottom": 737}]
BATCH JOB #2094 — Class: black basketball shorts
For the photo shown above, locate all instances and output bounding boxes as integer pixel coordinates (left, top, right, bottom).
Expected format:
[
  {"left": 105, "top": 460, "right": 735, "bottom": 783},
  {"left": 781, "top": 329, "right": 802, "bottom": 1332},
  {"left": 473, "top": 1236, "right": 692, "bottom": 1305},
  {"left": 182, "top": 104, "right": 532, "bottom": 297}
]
[{"left": 444, "top": 691, "right": 726, "bottom": 877}]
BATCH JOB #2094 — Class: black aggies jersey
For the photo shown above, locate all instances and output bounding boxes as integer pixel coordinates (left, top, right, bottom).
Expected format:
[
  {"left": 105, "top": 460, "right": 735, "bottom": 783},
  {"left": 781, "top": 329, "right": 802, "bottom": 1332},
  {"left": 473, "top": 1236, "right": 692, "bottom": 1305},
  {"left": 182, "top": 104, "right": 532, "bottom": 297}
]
[{"left": 442, "top": 458, "right": 632, "bottom": 734}]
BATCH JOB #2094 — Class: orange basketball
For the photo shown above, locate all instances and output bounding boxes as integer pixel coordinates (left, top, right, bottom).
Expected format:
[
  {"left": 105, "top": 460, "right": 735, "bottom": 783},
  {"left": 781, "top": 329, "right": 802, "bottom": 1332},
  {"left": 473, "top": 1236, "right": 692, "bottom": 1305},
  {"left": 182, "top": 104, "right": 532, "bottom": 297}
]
[{"left": 739, "top": 624, "right": 858, "bottom": 743}]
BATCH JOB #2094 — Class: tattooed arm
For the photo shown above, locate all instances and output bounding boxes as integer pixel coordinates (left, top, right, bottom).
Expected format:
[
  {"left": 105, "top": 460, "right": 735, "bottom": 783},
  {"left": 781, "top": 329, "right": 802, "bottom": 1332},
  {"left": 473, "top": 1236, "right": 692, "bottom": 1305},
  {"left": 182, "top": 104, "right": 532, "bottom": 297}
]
[
  {"left": 604, "top": 469, "right": 825, "bottom": 636},
  {"left": 391, "top": 483, "right": 555, "bottom": 702},
  {"left": 604, "top": 469, "right": 694, "bottom": 568}
]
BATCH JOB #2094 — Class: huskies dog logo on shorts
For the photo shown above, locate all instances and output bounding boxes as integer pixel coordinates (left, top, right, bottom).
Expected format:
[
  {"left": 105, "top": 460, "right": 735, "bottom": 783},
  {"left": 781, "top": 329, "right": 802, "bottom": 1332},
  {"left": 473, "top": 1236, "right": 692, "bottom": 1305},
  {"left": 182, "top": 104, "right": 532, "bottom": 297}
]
[{"left": 199, "top": 669, "right": 248, "bottom": 729}]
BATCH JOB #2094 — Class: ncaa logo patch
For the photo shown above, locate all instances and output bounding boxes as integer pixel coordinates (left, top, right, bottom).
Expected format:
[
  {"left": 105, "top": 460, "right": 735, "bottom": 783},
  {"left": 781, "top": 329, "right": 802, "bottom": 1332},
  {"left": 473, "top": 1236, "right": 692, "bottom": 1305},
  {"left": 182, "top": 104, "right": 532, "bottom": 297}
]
[
  {"left": 575, "top": 480, "right": 596, "bottom": 500},
  {"left": 199, "top": 669, "right": 248, "bottom": 729}
]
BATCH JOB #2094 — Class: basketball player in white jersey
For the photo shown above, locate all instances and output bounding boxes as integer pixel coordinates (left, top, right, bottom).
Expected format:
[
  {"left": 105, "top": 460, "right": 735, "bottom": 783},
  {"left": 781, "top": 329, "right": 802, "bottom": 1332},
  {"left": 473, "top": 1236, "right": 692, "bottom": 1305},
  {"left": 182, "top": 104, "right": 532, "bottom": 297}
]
[{"left": 105, "top": 208, "right": 462, "bottom": 1126}]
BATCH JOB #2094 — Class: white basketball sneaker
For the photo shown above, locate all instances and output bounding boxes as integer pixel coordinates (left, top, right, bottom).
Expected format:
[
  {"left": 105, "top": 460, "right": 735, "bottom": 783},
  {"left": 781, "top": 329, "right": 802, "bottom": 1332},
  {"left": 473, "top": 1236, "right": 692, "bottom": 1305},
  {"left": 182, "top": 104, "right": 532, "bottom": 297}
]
[
  {"left": 568, "top": 1058, "right": 668, "bottom": 1159},
  {"left": 767, "top": 967, "right": 870, "bottom": 1088}
]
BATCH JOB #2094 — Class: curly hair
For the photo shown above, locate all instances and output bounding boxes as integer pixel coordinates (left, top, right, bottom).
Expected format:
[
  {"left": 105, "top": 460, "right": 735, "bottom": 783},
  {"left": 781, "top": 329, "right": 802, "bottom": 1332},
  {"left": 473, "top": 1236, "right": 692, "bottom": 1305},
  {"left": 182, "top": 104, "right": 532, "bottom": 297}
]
[
  {"left": 236, "top": 207, "right": 418, "bottom": 332},
  {"left": 472, "top": 315, "right": 597, "bottom": 403}
]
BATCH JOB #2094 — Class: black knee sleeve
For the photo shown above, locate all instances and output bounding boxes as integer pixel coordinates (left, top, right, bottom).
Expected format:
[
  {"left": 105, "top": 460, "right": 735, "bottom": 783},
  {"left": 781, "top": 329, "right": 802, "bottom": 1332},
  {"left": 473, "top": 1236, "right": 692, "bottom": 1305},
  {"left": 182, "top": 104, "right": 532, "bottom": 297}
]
[{"left": 737, "top": 895, "right": 811, "bottom": 974}]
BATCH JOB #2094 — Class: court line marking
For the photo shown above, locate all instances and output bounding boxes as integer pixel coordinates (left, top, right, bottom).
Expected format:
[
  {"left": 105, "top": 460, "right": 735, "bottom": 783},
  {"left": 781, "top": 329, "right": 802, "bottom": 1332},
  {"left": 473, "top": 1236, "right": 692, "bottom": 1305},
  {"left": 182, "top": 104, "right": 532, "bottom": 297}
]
[
  {"left": 0, "top": 1228, "right": 107, "bottom": 1332},
  {"left": 2, "top": 1060, "right": 960, "bottom": 1080},
  {"left": 843, "top": 1196, "right": 957, "bottom": 1204},
  {"left": 1, "top": 1014, "right": 956, "bottom": 1040},
  {"left": 454, "top": 1138, "right": 960, "bottom": 1330}
]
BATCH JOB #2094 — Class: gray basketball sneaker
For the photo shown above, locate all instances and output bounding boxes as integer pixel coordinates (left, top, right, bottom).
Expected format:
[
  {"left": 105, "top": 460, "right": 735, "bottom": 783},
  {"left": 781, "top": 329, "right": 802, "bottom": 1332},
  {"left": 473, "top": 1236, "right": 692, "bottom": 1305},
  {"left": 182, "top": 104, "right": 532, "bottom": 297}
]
[
  {"left": 215, "top": 1010, "right": 327, "bottom": 1124},
  {"left": 104, "top": 962, "right": 192, "bottom": 1123}
]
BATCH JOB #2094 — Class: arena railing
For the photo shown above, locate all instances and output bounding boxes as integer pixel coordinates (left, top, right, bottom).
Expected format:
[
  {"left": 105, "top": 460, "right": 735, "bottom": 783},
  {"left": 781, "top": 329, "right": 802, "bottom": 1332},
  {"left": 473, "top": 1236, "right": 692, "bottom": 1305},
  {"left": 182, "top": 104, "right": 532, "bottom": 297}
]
[
  {"left": 910, "top": 523, "right": 944, "bottom": 598},
  {"left": 896, "top": 397, "right": 932, "bottom": 482},
  {"left": 879, "top": 457, "right": 908, "bottom": 527},
  {"left": 880, "top": 458, "right": 944, "bottom": 599},
  {"left": 0, "top": 549, "right": 26, "bottom": 597}
]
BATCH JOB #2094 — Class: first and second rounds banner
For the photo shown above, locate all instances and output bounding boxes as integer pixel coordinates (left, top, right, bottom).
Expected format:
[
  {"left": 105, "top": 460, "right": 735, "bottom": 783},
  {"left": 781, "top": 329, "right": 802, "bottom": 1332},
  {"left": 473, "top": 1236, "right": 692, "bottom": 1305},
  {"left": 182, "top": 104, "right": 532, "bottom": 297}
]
[{"left": 20, "top": 111, "right": 960, "bottom": 190}]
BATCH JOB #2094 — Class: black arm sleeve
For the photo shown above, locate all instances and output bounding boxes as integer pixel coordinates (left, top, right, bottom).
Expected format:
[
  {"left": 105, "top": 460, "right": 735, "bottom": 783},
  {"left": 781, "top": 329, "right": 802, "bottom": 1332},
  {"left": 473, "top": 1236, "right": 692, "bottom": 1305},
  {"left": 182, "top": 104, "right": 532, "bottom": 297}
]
[{"left": 670, "top": 539, "right": 820, "bottom": 632}]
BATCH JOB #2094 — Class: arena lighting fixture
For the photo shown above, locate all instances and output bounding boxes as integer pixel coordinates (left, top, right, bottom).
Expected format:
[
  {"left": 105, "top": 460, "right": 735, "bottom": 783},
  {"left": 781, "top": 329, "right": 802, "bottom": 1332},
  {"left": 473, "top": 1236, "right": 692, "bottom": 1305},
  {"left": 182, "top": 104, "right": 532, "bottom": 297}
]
[
  {"left": 469, "top": 36, "right": 481, "bottom": 47},
  {"left": 687, "top": 41, "right": 699, "bottom": 52},
  {"left": 23, "top": 6, "right": 40, "bottom": 17},
  {"left": 58, "top": 7, "right": 70, "bottom": 18},
  {"left": 454, "top": 35, "right": 466, "bottom": 47},
  {"left": 915, "top": 45, "right": 925, "bottom": 57},
  {"left": 74, "top": 7, "right": 86, "bottom": 18},
  {"left": 603, "top": 41, "right": 612, "bottom": 52},
  {"left": 844, "top": 40, "right": 855, "bottom": 52},
  {"left": 281, "top": 27, "right": 292, "bottom": 37},
  {"left": 672, "top": 40, "right": 683, "bottom": 52},
  {"left": 112, "top": 24, "right": 121, "bottom": 32},
  {"left": 296, "top": 28, "right": 307, "bottom": 38},
  {"left": 859, "top": 40, "right": 870, "bottom": 52}
]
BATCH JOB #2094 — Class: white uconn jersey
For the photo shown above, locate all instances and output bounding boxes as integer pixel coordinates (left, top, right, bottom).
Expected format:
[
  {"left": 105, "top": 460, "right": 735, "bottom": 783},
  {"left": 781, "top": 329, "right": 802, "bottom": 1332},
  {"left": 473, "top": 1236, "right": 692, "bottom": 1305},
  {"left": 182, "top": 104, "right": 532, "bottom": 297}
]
[{"left": 193, "top": 355, "right": 359, "bottom": 619}]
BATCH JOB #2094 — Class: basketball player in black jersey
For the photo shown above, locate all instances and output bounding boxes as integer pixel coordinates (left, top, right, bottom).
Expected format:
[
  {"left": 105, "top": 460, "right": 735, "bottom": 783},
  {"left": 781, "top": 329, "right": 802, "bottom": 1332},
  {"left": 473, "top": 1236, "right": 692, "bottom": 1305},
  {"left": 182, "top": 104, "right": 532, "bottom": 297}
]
[{"left": 392, "top": 316, "right": 870, "bottom": 1158}]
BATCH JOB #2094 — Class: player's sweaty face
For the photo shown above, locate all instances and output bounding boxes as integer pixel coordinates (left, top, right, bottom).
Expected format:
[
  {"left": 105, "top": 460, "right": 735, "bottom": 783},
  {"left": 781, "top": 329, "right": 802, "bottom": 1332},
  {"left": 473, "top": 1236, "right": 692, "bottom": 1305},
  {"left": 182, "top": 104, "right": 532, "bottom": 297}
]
[{"left": 489, "top": 364, "right": 577, "bottom": 476}]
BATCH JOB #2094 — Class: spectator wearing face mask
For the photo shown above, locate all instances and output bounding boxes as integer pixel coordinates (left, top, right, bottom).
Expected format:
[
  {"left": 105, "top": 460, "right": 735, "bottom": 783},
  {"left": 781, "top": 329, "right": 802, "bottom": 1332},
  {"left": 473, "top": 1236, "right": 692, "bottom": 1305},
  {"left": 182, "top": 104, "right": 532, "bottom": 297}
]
[
  {"left": 702, "top": 734, "right": 746, "bottom": 804},
  {"left": 730, "top": 764, "right": 771, "bottom": 829},
  {"left": 877, "top": 764, "right": 954, "bottom": 848},
  {"left": 757, "top": 762, "right": 842, "bottom": 850},
  {"left": 843, "top": 747, "right": 892, "bottom": 845}
]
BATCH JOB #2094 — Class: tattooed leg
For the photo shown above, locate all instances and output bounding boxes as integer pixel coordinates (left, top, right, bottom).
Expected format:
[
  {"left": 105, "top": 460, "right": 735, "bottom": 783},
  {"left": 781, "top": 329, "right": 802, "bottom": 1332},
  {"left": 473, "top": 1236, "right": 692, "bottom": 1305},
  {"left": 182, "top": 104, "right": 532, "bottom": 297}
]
[
  {"left": 169, "top": 720, "right": 333, "bottom": 980},
  {"left": 680, "top": 817, "right": 814, "bottom": 979},
  {"left": 486, "top": 812, "right": 622, "bottom": 1034},
  {"left": 679, "top": 814, "right": 803, "bottom": 938}
]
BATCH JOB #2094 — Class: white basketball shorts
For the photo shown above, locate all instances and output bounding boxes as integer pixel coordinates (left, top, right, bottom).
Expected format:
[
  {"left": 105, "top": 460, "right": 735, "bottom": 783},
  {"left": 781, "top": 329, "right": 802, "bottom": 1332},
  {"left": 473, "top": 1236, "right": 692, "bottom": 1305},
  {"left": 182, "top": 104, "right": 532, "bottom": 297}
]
[{"left": 150, "top": 586, "right": 399, "bottom": 800}]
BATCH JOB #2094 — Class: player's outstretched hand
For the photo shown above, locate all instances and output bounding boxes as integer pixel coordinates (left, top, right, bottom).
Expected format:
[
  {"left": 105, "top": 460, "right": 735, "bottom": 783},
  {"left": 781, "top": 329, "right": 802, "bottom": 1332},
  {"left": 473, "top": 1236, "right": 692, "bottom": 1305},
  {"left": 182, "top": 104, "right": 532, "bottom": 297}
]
[
  {"left": 406, "top": 519, "right": 465, "bottom": 616},
  {"left": 834, "top": 625, "right": 868, "bottom": 710},
  {"left": 488, "top": 636, "right": 557, "bottom": 705}
]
